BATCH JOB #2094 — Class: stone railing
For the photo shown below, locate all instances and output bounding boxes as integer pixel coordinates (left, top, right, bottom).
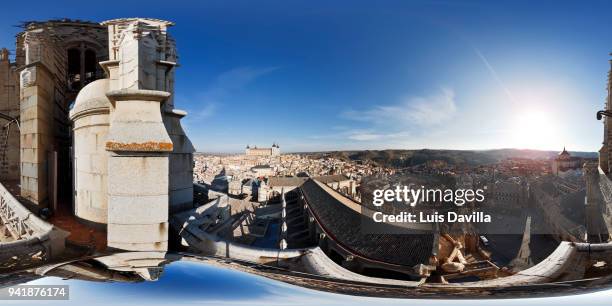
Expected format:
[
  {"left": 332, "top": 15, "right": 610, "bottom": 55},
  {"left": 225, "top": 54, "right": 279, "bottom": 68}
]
[
  {"left": 514, "top": 188, "right": 586, "bottom": 242},
  {"left": 0, "top": 181, "right": 67, "bottom": 262},
  {"left": 599, "top": 169, "right": 612, "bottom": 235},
  {"left": 599, "top": 168, "right": 612, "bottom": 207}
]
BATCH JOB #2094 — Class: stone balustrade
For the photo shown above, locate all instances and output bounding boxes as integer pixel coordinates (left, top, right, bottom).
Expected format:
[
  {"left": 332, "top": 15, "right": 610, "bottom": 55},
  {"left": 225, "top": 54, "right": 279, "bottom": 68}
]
[{"left": 0, "top": 181, "right": 67, "bottom": 260}]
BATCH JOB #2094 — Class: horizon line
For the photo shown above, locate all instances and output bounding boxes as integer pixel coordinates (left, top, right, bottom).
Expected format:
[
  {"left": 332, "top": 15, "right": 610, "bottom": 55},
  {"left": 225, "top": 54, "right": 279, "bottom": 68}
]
[{"left": 194, "top": 147, "right": 600, "bottom": 155}]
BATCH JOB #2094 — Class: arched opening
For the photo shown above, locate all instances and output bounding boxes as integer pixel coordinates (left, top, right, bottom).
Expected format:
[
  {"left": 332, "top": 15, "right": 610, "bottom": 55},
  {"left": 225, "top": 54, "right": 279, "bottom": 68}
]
[
  {"left": 67, "top": 48, "right": 81, "bottom": 90},
  {"left": 84, "top": 49, "right": 97, "bottom": 84},
  {"left": 60, "top": 44, "right": 104, "bottom": 216},
  {"left": 67, "top": 47, "right": 99, "bottom": 91}
]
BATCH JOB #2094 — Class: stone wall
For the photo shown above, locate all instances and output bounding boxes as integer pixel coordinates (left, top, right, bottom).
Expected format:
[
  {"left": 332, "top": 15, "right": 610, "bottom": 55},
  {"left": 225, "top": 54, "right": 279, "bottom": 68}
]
[
  {"left": 17, "top": 21, "right": 108, "bottom": 206},
  {"left": 0, "top": 49, "right": 20, "bottom": 180},
  {"left": 601, "top": 57, "right": 612, "bottom": 175},
  {"left": 20, "top": 63, "right": 56, "bottom": 204}
]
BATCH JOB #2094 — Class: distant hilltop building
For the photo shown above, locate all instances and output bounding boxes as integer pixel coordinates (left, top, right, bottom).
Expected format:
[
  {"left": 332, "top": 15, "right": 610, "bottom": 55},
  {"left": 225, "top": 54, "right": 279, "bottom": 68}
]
[
  {"left": 551, "top": 147, "right": 582, "bottom": 176},
  {"left": 245, "top": 143, "right": 280, "bottom": 156}
]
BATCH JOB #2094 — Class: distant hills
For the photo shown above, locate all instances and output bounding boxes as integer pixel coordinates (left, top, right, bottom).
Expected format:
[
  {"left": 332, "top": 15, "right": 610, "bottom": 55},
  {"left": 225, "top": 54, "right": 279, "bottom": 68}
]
[{"left": 305, "top": 149, "right": 598, "bottom": 168}]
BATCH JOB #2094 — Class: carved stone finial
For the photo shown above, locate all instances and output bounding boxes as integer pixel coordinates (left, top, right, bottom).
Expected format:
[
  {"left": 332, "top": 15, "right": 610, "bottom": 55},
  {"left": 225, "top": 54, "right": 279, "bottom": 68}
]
[{"left": 0, "top": 48, "right": 8, "bottom": 62}]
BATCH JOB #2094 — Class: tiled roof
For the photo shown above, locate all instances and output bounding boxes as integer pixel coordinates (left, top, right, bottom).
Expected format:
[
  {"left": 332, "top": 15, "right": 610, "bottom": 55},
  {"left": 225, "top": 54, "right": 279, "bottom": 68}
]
[
  {"left": 252, "top": 164, "right": 272, "bottom": 169},
  {"left": 268, "top": 176, "right": 308, "bottom": 187},
  {"left": 300, "top": 179, "right": 434, "bottom": 267},
  {"left": 313, "top": 174, "right": 349, "bottom": 184}
]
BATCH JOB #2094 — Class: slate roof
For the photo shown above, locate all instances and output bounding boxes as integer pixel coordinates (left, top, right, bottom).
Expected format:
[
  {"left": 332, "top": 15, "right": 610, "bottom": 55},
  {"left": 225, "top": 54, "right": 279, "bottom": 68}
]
[
  {"left": 268, "top": 176, "right": 308, "bottom": 187},
  {"left": 252, "top": 164, "right": 272, "bottom": 169},
  {"left": 313, "top": 174, "right": 350, "bottom": 184},
  {"left": 300, "top": 179, "right": 435, "bottom": 267}
]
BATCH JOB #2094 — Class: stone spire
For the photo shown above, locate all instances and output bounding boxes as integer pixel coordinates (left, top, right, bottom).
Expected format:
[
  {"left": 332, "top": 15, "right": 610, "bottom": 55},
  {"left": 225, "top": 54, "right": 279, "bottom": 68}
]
[
  {"left": 0, "top": 48, "right": 8, "bottom": 62},
  {"left": 510, "top": 216, "right": 533, "bottom": 271}
]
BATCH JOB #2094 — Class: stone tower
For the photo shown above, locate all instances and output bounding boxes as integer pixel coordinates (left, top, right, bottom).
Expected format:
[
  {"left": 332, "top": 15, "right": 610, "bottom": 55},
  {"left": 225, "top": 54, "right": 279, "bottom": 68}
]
[
  {"left": 99, "top": 18, "right": 193, "bottom": 251},
  {"left": 68, "top": 18, "right": 194, "bottom": 251},
  {"left": 1, "top": 18, "right": 194, "bottom": 252},
  {"left": 585, "top": 54, "right": 612, "bottom": 243},
  {"left": 16, "top": 20, "right": 108, "bottom": 207},
  {"left": 600, "top": 54, "right": 612, "bottom": 175},
  {"left": 69, "top": 79, "right": 111, "bottom": 225}
]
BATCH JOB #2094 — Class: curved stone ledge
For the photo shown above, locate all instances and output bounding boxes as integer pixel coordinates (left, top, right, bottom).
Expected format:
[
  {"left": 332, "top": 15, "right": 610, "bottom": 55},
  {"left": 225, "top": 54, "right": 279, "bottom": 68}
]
[
  {"left": 106, "top": 89, "right": 171, "bottom": 102},
  {"left": 69, "top": 105, "right": 110, "bottom": 122},
  {"left": 165, "top": 108, "right": 188, "bottom": 118}
]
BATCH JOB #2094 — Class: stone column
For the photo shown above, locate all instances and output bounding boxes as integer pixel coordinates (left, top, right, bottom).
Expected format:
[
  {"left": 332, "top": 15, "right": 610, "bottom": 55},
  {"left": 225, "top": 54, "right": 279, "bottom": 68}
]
[
  {"left": 105, "top": 89, "right": 172, "bottom": 251},
  {"left": 79, "top": 43, "right": 85, "bottom": 88},
  {"left": 19, "top": 51, "right": 55, "bottom": 206},
  {"left": 102, "top": 18, "right": 176, "bottom": 251}
]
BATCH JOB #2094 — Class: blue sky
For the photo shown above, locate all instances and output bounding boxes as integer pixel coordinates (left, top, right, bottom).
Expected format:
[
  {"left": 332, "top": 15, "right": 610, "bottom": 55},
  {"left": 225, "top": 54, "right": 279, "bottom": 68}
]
[{"left": 1, "top": 0, "right": 611, "bottom": 152}]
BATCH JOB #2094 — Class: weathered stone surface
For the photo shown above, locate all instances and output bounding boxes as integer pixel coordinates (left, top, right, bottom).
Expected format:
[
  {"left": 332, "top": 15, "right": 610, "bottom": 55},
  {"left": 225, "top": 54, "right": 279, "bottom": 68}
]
[
  {"left": 0, "top": 50, "right": 20, "bottom": 181},
  {"left": 103, "top": 18, "right": 187, "bottom": 251},
  {"left": 71, "top": 79, "right": 111, "bottom": 224},
  {"left": 2, "top": 17, "right": 193, "bottom": 252},
  {"left": 15, "top": 20, "right": 108, "bottom": 206},
  {"left": 107, "top": 156, "right": 168, "bottom": 196},
  {"left": 108, "top": 195, "right": 168, "bottom": 224},
  {"left": 108, "top": 223, "right": 169, "bottom": 244}
]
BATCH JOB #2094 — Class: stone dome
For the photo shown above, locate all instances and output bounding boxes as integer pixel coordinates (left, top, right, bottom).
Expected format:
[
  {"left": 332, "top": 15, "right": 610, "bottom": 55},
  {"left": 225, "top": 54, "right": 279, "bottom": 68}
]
[
  {"left": 69, "top": 78, "right": 111, "bottom": 120},
  {"left": 70, "top": 78, "right": 112, "bottom": 225}
]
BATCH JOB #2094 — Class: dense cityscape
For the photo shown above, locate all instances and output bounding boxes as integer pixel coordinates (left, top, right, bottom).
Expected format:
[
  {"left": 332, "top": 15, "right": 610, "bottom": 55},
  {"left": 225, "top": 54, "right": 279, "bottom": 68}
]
[{"left": 0, "top": 3, "right": 610, "bottom": 302}]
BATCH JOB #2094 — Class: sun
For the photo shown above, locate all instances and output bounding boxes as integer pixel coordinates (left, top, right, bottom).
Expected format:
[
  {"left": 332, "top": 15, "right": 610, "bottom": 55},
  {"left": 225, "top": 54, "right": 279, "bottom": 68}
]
[{"left": 511, "top": 110, "right": 560, "bottom": 150}]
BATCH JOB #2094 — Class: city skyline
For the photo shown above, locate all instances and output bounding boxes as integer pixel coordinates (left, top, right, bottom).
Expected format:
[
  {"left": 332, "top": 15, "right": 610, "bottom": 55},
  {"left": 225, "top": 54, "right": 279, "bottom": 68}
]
[
  {"left": 1, "top": 0, "right": 611, "bottom": 153},
  {"left": 0, "top": 8, "right": 610, "bottom": 303}
]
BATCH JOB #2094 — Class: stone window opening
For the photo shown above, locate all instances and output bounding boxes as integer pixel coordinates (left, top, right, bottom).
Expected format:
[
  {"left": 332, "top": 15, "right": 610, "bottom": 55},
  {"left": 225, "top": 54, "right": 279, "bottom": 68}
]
[{"left": 67, "top": 46, "right": 99, "bottom": 91}]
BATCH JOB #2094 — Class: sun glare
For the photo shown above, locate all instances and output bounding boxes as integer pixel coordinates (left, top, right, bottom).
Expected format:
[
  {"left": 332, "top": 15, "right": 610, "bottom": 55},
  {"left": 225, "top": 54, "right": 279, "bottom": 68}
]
[{"left": 511, "top": 110, "right": 560, "bottom": 150}]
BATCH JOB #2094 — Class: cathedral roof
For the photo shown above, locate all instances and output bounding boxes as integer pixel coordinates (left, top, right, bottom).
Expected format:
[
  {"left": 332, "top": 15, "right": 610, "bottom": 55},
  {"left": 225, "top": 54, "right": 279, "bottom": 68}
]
[
  {"left": 300, "top": 179, "right": 434, "bottom": 267},
  {"left": 558, "top": 147, "right": 571, "bottom": 157}
]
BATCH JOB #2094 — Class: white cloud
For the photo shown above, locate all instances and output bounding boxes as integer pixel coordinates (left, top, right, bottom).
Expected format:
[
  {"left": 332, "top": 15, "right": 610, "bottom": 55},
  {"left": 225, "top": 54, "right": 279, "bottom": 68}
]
[
  {"left": 348, "top": 132, "right": 384, "bottom": 141},
  {"left": 343, "top": 88, "right": 457, "bottom": 127},
  {"left": 194, "top": 103, "right": 217, "bottom": 119},
  {"left": 208, "top": 66, "right": 279, "bottom": 96}
]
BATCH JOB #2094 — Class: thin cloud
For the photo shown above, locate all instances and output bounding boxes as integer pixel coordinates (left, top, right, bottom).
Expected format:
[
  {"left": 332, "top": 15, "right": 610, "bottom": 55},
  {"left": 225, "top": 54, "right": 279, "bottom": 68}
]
[
  {"left": 473, "top": 48, "right": 517, "bottom": 104},
  {"left": 348, "top": 132, "right": 384, "bottom": 141},
  {"left": 185, "top": 66, "right": 279, "bottom": 119},
  {"left": 343, "top": 88, "right": 457, "bottom": 127},
  {"left": 333, "top": 88, "right": 457, "bottom": 143},
  {"left": 194, "top": 103, "right": 217, "bottom": 119},
  {"left": 207, "top": 66, "right": 279, "bottom": 97}
]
